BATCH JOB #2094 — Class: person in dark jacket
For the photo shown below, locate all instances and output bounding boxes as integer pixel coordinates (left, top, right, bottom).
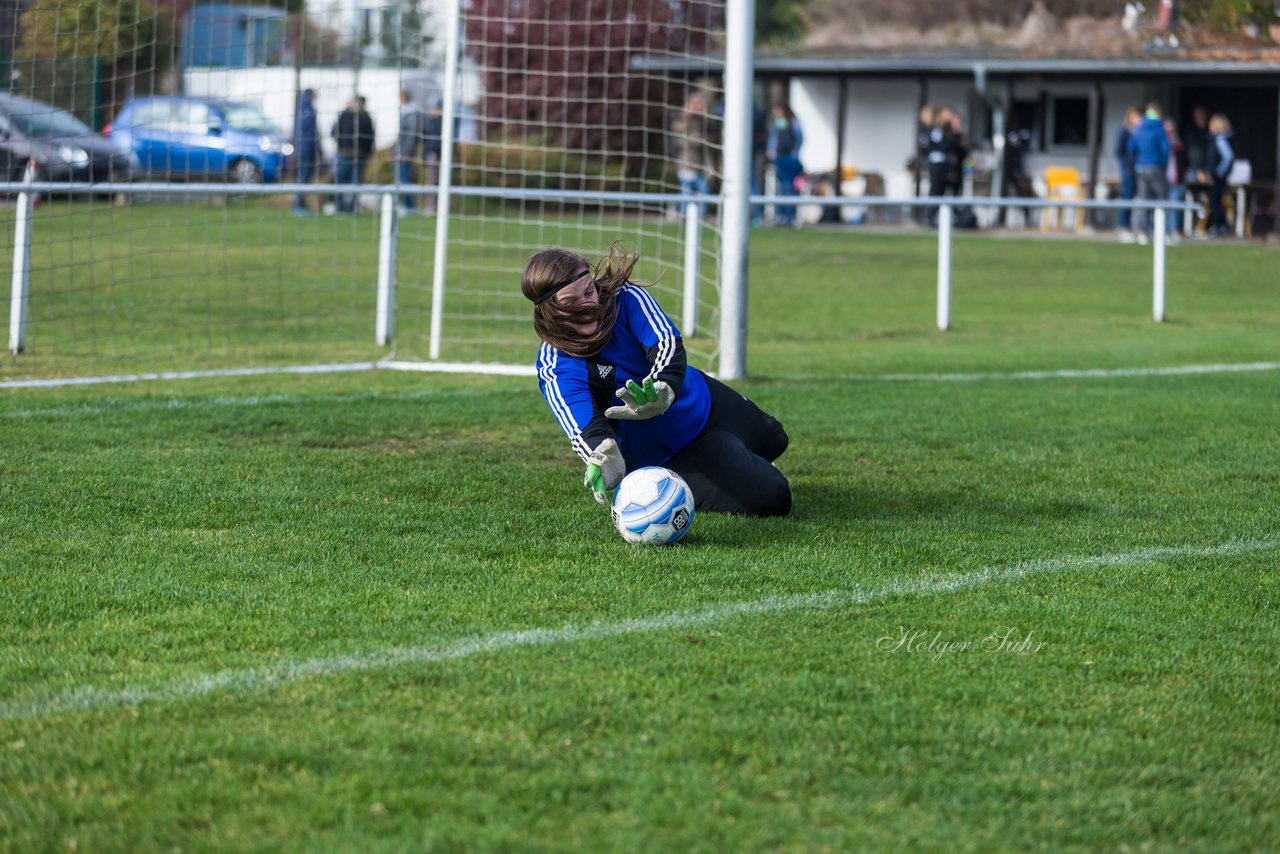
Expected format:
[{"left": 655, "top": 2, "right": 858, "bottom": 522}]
[
  {"left": 291, "top": 89, "right": 320, "bottom": 215},
  {"left": 1182, "top": 106, "right": 1210, "bottom": 178},
  {"left": 924, "top": 107, "right": 956, "bottom": 226},
  {"left": 1115, "top": 106, "right": 1141, "bottom": 240},
  {"left": 331, "top": 96, "right": 375, "bottom": 213},
  {"left": 944, "top": 110, "right": 969, "bottom": 198},
  {"left": 1205, "top": 113, "right": 1236, "bottom": 237},
  {"left": 354, "top": 96, "right": 375, "bottom": 183},
  {"left": 1127, "top": 102, "right": 1171, "bottom": 242},
  {"left": 1180, "top": 106, "right": 1211, "bottom": 234}
]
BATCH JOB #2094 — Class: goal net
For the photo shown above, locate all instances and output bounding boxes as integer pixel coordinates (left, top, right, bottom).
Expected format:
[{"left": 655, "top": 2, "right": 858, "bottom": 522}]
[{"left": 0, "top": 0, "right": 729, "bottom": 385}]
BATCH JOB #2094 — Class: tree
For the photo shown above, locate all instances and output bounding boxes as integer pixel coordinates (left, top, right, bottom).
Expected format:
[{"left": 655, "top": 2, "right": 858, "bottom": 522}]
[
  {"left": 380, "top": 0, "right": 433, "bottom": 68},
  {"left": 756, "top": 0, "right": 810, "bottom": 46},
  {"left": 1181, "top": 0, "right": 1277, "bottom": 31},
  {"left": 18, "top": 0, "right": 174, "bottom": 68},
  {"left": 17, "top": 0, "right": 176, "bottom": 125},
  {"left": 464, "top": 0, "right": 717, "bottom": 160},
  {"left": 806, "top": 0, "right": 1275, "bottom": 32}
]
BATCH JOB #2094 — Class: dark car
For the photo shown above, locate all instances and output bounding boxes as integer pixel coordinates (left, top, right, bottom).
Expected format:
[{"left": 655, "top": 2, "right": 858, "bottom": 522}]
[
  {"left": 0, "top": 93, "right": 133, "bottom": 183},
  {"left": 108, "top": 96, "right": 293, "bottom": 183}
]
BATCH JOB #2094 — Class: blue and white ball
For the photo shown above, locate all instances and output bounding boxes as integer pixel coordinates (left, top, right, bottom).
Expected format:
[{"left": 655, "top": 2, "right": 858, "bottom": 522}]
[{"left": 611, "top": 467, "right": 695, "bottom": 545}]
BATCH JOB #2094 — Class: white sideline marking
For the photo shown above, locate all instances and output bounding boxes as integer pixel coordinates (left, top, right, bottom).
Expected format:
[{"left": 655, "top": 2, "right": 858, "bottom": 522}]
[
  {"left": 0, "top": 387, "right": 486, "bottom": 419},
  {"left": 777, "top": 362, "right": 1280, "bottom": 383},
  {"left": 3, "top": 361, "right": 1274, "bottom": 417},
  {"left": 1, "top": 535, "right": 1274, "bottom": 722},
  {"left": 3, "top": 360, "right": 1273, "bottom": 393},
  {"left": 0, "top": 362, "right": 377, "bottom": 390},
  {"left": 380, "top": 359, "right": 537, "bottom": 377}
]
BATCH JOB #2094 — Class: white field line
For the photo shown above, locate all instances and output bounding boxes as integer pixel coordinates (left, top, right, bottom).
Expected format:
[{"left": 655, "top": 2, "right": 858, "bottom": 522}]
[
  {"left": 776, "top": 362, "right": 1280, "bottom": 383},
  {"left": 0, "top": 387, "right": 481, "bottom": 420},
  {"left": 3, "top": 361, "right": 1275, "bottom": 419},
  {"left": 1, "top": 535, "right": 1275, "bottom": 722},
  {"left": 0, "top": 361, "right": 378, "bottom": 390}
]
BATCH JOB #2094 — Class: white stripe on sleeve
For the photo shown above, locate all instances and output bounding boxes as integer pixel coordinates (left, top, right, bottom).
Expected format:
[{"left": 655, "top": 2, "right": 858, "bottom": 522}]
[
  {"left": 538, "top": 344, "right": 592, "bottom": 461},
  {"left": 625, "top": 286, "right": 677, "bottom": 378}
]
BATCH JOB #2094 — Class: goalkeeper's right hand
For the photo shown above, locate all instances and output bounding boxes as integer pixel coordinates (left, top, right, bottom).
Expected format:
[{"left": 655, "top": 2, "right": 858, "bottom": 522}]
[{"left": 584, "top": 438, "right": 625, "bottom": 505}]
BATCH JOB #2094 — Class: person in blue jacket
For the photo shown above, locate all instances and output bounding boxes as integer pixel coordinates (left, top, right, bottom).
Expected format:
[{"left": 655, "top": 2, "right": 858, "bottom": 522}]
[
  {"left": 1114, "top": 106, "right": 1141, "bottom": 240},
  {"left": 291, "top": 89, "right": 320, "bottom": 215},
  {"left": 523, "top": 244, "right": 791, "bottom": 516},
  {"left": 1127, "top": 102, "right": 1171, "bottom": 241},
  {"left": 766, "top": 103, "right": 803, "bottom": 226}
]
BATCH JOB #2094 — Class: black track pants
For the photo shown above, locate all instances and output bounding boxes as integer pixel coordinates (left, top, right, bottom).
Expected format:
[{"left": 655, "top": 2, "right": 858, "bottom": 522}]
[{"left": 664, "top": 375, "right": 791, "bottom": 516}]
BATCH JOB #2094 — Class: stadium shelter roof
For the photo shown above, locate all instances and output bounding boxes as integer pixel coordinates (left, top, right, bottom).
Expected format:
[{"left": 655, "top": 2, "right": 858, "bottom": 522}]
[
  {"left": 634, "top": 47, "right": 1280, "bottom": 80},
  {"left": 636, "top": 44, "right": 1280, "bottom": 227}
]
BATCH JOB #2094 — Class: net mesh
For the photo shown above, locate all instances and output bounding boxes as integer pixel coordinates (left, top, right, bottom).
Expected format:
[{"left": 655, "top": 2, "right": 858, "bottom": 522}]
[
  {"left": 0, "top": 0, "right": 726, "bottom": 383},
  {"left": 393, "top": 0, "right": 725, "bottom": 370}
]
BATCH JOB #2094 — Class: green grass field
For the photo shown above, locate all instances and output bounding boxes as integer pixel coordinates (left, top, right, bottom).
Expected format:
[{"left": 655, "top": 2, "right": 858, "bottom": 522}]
[{"left": 1, "top": 213, "right": 1278, "bottom": 850}]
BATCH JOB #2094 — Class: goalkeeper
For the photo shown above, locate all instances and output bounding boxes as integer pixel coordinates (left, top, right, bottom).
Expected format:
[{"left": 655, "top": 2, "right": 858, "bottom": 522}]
[{"left": 523, "top": 244, "right": 791, "bottom": 516}]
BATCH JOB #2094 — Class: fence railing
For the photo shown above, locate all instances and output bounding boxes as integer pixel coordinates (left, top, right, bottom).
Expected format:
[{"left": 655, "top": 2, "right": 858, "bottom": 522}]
[
  {"left": 4, "top": 182, "right": 1202, "bottom": 360},
  {"left": 749, "top": 193, "right": 1202, "bottom": 330}
]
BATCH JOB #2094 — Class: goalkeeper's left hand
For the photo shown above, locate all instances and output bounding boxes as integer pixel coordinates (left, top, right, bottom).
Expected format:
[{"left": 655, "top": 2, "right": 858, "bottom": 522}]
[{"left": 604, "top": 378, "right": 674, "bottom": 421}]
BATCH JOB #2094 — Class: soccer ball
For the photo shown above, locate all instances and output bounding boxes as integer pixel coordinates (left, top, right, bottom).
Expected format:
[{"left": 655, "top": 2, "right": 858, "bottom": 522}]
[{"left": 611, "top": 467, "right": 695, "bottom": 545}]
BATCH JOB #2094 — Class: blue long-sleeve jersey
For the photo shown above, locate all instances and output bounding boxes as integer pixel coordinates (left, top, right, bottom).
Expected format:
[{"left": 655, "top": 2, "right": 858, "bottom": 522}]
[{"left": 537, "top": 284, "right": 711, "bottom": 470}]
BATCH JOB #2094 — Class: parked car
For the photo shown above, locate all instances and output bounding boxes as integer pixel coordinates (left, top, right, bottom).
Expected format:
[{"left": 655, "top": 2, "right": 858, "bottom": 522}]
[
  {"left": 107, "top": 96, "right": 294, "bottom": 183},
  {"left": 0, "top": 93, "right": 133, "bottom": 183}
]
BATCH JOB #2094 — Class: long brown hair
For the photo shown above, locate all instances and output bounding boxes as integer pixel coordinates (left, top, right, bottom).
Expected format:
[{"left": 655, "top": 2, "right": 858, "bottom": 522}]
[{"left": 522, "top": 242, "right": 639, "bottom": 356}]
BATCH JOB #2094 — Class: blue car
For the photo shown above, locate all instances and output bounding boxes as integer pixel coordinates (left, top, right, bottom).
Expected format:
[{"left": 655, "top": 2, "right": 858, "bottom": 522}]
[{"left": 107, "top": 96, "right": 293, "bottom": 183}]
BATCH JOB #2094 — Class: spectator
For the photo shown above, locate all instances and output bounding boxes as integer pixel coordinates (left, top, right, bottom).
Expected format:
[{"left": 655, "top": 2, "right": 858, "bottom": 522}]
[
  {"left": 1181, "top": 106, "right": 1211, "bottom": 233},
  {"left": 944, "top": 109, "right": 969, "bottom": 198},
  {"left": 1163, "top": 118, "right": 1189, "bottom": 241},
  {"left": 1183, "top": 105, "right": 1210, "bottom": 179},
  {"left": 924, "top": 106, "right": 953, "bottom": 225},
  {"left": 354, "top": 96, "right": 375, "bottom": 190},
  {"left": 1127, "top": 102, "right": 1171, "bottom": 244},
  {"left": 915, "top": 104, "right": 935, "bottom": 168},
  {"left": 751, "top": 102, "right": 767, "bottom": 226},
  {"left": 1205, "top": 113, "right": 1236, "bottom": 237},
  {"left": 331, "top": 97, "right": 361, "bottom": 213},
  {"left": 331, "top": 96, "right": 376, "bottom": 214},
  {"left": 766, "top": 103, "right": 803, "bottom": 226},
  {"left": 671, "top": 90, "right": 715, "bottom": 217},
  {"left": 291, "top": 88, "right": 320, "bottom": 216},
  {"left": 1115, "top": 106, "right": 1142, "bottom": 242},
  {"left": 395, "top": 89, "right": 426, "bottom": 215},
  {"left": 1001, "top": 115, "right": 1034, "bottom": 227},
  {"left": 422, "top": 99, "right": 443, "bottom": 214}
]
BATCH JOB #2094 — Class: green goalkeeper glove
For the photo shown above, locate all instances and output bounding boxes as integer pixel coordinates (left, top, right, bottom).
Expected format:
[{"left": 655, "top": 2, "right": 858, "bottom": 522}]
[
  {"left": 584, "top": 437, "right": 625, "bottom": 505},
  {"left": 604, "top": 378, "right": 675, "bottom": 421}
]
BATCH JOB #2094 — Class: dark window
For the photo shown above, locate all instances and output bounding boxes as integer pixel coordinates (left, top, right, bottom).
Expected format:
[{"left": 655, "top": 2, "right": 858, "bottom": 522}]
[{"left": 1052, "top": 97, "right": 1089, "bottom": 146}]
